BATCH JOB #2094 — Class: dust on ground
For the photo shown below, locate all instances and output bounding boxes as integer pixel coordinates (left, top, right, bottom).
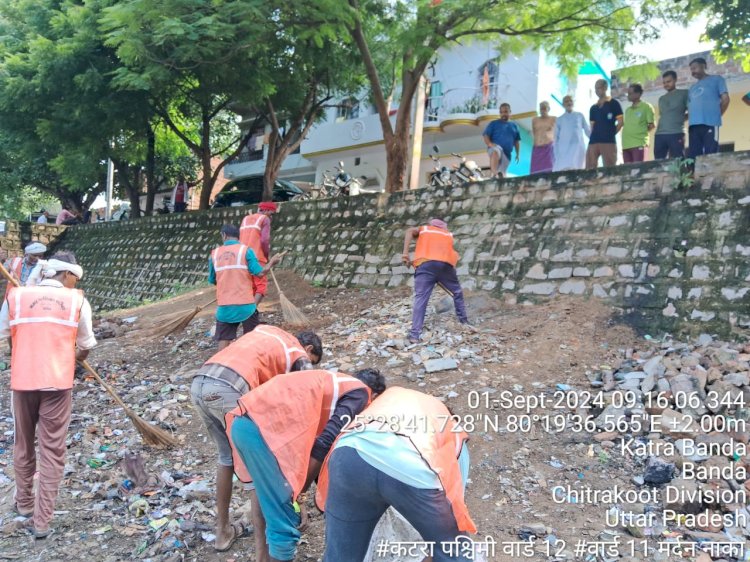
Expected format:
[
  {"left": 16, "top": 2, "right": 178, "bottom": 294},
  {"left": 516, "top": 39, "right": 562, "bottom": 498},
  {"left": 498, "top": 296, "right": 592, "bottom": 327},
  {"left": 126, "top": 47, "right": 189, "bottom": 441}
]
[{"left": 0, "top": 271, "right": 648, "bottom": 561}]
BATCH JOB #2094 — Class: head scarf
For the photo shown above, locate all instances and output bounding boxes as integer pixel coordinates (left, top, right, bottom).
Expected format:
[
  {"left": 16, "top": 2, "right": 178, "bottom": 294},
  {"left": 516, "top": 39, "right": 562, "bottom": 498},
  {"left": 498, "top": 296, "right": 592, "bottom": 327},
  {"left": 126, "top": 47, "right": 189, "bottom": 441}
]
[
  {"left": 24, "top": 242, "right": 47, "bottom": 255},
  {"left": 429, "top": 218, "right": 448, "bottom": 229},
  {"left": 259, "top": 202, "right": 278, "bottom": 212},
  {"left": 42, "top": 259, "right": 83, "bottom": 280}
]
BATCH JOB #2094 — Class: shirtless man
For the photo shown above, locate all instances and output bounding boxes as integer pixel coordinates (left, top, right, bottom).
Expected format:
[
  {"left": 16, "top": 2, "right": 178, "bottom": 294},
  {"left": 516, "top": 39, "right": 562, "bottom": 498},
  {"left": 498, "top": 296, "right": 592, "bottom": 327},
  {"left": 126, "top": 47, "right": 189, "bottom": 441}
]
[{"left": 530, "top": 101, "right": 556, "bottom": 174}]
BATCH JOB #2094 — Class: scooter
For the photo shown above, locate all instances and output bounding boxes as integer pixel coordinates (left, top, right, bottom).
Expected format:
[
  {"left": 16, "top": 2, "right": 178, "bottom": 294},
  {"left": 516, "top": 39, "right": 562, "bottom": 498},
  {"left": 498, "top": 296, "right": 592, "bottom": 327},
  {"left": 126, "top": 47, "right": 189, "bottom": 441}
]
[
  {"left": 451, "top": 152, "right": 484, "bottom": 184},
  {"left": 428, "top": 146, "right": 453, "bottom": 188}
]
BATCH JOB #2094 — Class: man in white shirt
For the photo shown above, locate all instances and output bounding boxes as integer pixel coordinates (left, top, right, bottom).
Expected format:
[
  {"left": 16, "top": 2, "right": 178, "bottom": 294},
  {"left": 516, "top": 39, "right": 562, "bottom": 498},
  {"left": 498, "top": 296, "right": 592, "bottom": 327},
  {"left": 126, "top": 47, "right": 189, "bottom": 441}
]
[{"left": 36, "top": 210, "right": 49, "bottom": 224}]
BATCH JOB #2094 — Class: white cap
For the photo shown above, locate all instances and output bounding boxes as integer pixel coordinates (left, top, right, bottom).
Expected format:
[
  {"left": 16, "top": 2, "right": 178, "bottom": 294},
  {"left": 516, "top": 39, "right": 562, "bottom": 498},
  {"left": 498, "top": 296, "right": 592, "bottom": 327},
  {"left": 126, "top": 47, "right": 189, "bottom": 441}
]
[{"left": 24, "top": 242, "right": 47, "bottom": 255}]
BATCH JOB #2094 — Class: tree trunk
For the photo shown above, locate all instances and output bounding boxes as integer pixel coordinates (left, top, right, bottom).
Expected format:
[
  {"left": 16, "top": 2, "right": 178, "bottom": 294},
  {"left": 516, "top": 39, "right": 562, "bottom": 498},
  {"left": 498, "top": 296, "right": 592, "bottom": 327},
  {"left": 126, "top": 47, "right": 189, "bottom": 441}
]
[
  {"left": 144, "top": 123, "right": 156, "bottom": 215},
  {"left": 198, "top": 109, "right": 214, "bottom": 210},
  {"left": 114, "top": 160, "right": 142, "bottom": 219}
]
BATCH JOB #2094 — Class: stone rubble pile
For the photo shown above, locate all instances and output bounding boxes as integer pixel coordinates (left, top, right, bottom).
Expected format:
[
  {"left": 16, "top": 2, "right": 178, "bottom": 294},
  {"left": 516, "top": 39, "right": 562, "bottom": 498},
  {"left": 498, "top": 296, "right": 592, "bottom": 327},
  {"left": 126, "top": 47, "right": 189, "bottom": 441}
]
[{"left": 579, "top": 335, "right": 750, "bottom": 560}]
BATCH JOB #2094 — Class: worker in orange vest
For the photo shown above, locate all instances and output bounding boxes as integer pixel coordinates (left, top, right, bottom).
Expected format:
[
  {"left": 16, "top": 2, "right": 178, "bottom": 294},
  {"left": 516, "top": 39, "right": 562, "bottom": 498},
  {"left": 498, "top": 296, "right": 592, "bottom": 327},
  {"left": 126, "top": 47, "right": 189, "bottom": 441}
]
[
  {"left": 190, "top": 326, "right": 323, "bottom": 552},
  {"left": 226, "top": 368, "right": 386, "bottom": 562},
  {"left": 3, "top": 242, "right": 46, "bottom": 297},
  {"left": 0, "top": 253, "right": 97, "bottom": 538},
  {"left": 210, "top": 224, "right": 282, "bottom": 351},
  {"left": 316, "top": 387, "right": 475, "bottom": 562},
  {"left": 239, "top": 201, "right": 277, "bottom": 306},
  {"left": 402, "top": 219, "right": 472, "bottom": 343}
]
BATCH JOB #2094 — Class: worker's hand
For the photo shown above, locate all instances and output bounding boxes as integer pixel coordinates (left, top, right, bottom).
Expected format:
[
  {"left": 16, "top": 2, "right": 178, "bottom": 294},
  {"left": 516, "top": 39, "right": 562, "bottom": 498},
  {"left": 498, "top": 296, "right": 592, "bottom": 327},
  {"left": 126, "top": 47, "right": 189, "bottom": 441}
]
[
  {"left": 514, "top": 152, "right": 520, "bottom": 163},
  {"left": 268, "top": 254, "right": 283, "bottom": 267},
  {"left": 401, "top": 254, "right": 410, "bottom": 266},
  {"left": 297, "top": 499, "right": 309, "bottom": 532}
]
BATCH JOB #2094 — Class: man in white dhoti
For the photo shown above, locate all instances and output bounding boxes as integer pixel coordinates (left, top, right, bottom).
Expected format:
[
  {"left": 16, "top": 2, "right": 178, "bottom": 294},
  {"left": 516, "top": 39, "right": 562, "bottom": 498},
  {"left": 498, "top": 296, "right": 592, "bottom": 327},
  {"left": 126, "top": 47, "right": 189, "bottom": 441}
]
[{"left": 553, "top": 96, "right": 590, "bottom": 171}]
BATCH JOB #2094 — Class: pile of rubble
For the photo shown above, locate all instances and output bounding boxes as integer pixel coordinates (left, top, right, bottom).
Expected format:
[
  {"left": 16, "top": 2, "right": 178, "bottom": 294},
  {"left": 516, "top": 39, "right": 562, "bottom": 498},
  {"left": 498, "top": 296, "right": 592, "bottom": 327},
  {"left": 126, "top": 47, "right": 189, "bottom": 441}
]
[{"left": 578, "top": 335, "right": 750, "bottom": 560}]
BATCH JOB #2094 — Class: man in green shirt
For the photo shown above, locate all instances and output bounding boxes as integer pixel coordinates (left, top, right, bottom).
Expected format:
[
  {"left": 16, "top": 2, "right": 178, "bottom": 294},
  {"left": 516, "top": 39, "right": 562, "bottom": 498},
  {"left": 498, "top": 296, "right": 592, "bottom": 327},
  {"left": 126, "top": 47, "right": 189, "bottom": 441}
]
[
  {"left": 622, "top": 83, "right": 655, "bottom": 163},
  {"left": 209, "top": 224, "right": 281, "bottom": 350},
  {"left": 654, "top": 70, "right": 689, "bottom": 159}
]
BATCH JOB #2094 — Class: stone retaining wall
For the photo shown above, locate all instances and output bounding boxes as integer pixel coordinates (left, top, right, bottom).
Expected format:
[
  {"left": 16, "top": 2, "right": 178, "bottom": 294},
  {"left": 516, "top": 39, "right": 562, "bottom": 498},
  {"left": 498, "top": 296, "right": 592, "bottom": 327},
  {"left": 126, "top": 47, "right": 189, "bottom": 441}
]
[{"left": 52, "top": 151, "right": 750, "bottom": 336}]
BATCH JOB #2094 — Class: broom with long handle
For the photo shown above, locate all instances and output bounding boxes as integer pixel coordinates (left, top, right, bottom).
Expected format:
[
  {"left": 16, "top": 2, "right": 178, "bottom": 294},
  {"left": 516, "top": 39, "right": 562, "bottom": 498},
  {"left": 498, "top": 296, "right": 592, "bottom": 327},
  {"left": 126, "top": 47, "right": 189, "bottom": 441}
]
[
  {"left": 0, "top": 261, "right": 176, "bottom": 448},
  {"left": 269, "top": 269, "right": 308, "bottom": 326}
]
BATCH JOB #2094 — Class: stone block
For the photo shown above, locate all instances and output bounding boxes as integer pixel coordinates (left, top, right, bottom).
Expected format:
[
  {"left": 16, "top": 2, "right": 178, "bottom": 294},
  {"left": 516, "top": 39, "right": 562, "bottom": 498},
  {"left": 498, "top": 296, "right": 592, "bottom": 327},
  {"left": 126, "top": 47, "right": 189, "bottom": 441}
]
[
  {"left": 593, "top": 266, "right": 614, "bottom": 277},
  {"left": 519, "top": 282, "right": 557, "bottom": 295},
  {"left": 559, "top": 280, "right": 586, "bottom": 295},
  {"left": 572, "top": 267, "right": 591, "bottom": 277},
  {"left": 618, "top": 264, "right": 635, "bottom": 277},
  {"left": 548, "top": 267, "right": 572, "bottom": 279},
  {"left": 606, "top": 246, "right": 629, "bottom": 258},
  {"left": 525, "top": 264, "right": 547, "bottom": 279},
  {"left": 691, "top": 265, "right": 711, "bottom": 280}
]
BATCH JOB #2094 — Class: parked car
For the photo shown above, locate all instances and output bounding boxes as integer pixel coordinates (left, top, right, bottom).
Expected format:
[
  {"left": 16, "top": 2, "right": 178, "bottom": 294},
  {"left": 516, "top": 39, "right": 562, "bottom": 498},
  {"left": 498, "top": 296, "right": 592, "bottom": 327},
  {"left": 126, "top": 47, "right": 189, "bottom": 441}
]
[{"left": 210, "top": 177, "right": 305, "bottom": 208}]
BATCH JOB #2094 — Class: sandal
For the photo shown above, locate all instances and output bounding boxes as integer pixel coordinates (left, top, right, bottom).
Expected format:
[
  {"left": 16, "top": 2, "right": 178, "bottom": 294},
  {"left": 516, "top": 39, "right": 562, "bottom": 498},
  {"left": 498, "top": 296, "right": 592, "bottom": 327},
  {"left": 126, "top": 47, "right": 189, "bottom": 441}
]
[
  {"left": 214, "top": 521, "right": 250, "bottom": 552},
  {"left": 12, "top": 503, "right": 33, "bottom": 518},
  {"left": 23, "top": 520, "right": 55, "bottom": 539}
]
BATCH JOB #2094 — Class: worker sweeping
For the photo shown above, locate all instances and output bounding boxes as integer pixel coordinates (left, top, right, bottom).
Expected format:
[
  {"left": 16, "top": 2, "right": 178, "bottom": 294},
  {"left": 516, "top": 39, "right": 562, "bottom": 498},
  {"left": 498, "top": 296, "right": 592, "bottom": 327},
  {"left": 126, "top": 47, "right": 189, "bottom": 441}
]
[
  {"left": 209, "top": 224, "right": 282, "bottom": 351},
  {"left": 0, "top": 252, "right": 96, "bottom": 538},
  {"left": 239, "top": 201, "right": 277, "bottom": 306},
  {"left": 190, "top": 326, "right": 323, "bottom": 552},
  {"left": 3, "top": 242, "right": 46, "bottom": 297},
  {"left": 226, "top": 368, "right": 386, "bottom": 562},
  {"left": 401, "top": 219, "right": 472, "bottom": 343},
  {"left": 317, "top": 387, "right": 475, "bottom": 562}
]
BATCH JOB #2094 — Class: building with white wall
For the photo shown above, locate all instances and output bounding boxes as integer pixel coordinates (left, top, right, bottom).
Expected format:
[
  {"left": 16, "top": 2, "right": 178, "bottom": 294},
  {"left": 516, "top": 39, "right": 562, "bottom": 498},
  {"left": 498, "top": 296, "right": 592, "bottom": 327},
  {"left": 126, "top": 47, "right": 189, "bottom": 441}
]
[{"left": 224, "top": 42, "right": 610, "bottom": 191}]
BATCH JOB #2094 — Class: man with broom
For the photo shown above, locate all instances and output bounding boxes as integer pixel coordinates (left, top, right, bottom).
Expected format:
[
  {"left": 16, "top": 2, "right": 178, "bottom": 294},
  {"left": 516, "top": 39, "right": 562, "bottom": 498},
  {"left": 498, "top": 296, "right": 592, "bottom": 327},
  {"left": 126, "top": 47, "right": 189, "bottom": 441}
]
[
  {"left": 190, "top": 326, "right": 323, "bottom": 552},
  {"left": 401, "top": 218, "right": 472, "bottom": 343},
  {"left": 210, "top": 224, "right": 282, "bottom": 351},
  {"left": 226, "top": 368, "right": 386, "bottom": 562},
  {"left": 0, "top": 252, "right": 96, "bottom": 538},
  {"left": 239, "top": 201, "right": 277, "bottom": 306}
]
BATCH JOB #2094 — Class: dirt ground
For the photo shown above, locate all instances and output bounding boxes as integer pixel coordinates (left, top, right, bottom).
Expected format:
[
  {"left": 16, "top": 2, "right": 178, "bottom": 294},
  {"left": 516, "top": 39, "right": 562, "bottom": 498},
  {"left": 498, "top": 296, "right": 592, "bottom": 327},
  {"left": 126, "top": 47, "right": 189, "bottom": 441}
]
[{"left": 0, "top": 271, "right": 653, "bottom": 562}]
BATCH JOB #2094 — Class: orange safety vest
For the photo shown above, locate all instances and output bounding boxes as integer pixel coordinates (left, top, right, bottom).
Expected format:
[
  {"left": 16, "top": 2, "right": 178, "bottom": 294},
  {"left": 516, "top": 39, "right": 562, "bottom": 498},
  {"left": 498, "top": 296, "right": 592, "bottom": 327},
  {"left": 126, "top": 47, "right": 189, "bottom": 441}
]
[
  {"left": 225, "top": 370, "right": 372, "bottom": 497},
  {"left": 211, "top": 243, "right": 255, "bottom": 306},
  {"left": 413, "top": 225, "right": 459, "bottom": 267},
  {"left": 239, "top": 213, "right": 269, "bottom": 263},
  {"left": 4, "top": 257, "right": 23, "bottom": 298},
  {"left": 315, "top": 387, "right": 476, "bottom": 533},
  {"left": 8, "top": 285, "right": 83, "bottom": 391},
  {"left": 205, "top": 325, "right": 308, "bottom": 389}
]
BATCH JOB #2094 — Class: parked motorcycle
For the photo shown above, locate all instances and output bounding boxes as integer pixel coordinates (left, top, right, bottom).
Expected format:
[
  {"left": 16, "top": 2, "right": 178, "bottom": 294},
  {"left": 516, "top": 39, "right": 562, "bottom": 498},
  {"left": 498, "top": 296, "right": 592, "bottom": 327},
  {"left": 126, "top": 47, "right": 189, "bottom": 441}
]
[
  {"left": 428, "top": 146, "right": 453, "bottom": 188},
  {"left": 334, "top": 161, "right": 365, "bottom": 196},
  {"left": 451, "top": 152, "right": 484, "bottom": 184}
]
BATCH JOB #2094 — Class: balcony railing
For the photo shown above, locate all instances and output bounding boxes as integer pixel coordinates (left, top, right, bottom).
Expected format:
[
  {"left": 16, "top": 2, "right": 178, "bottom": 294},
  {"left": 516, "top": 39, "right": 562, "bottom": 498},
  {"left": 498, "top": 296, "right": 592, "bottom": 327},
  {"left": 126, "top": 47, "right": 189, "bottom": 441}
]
[
  {"left": 426, "top": 86, "right": 500, "bottom": 122},
  {"left": 227, "top": 148, "right": 264, "bottom": 165}
]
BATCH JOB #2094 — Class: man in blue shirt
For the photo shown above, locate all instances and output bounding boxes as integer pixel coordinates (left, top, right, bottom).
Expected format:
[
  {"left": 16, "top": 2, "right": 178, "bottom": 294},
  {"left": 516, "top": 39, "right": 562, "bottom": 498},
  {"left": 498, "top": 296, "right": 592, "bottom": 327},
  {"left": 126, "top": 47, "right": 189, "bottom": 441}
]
[
  {"left": 482, "top": 103, "right": 520, "bottom": 178},
  {"left": 586, "top": 79, "right": 623, "bottom": 169},
  {"left": 687, "top": 57, "right": 730, "bottom": 158},
  {"left": 209, "top": 224, "right": 281, "bottom": 350}
]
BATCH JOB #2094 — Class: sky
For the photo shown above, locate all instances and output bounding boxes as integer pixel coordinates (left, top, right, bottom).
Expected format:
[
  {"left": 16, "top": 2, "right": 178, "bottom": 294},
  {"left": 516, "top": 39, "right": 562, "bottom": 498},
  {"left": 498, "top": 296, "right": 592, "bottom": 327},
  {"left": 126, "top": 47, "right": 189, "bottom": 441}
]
[{"left": 625, "top": 17, "right": 713, "bottom": 61}]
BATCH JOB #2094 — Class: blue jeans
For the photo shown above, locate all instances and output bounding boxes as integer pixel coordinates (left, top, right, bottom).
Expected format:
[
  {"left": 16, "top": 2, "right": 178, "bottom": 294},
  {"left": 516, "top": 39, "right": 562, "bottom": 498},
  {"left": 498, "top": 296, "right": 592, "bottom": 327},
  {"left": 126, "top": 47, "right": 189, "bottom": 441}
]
[
  {"left": 231, "top": 416, "right": 300, "bottom": 561},
  {"left": 409, "top": 261, "right": 468, "bottom": 340},
  {"left": 322, "top": 447, "right": 471, "bottom": 562}
]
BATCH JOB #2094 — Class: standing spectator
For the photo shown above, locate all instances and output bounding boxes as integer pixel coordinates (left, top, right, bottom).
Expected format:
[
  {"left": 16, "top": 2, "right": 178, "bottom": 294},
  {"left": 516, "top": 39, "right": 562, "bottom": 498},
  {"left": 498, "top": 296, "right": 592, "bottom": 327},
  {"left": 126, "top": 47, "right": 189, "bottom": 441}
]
[
  {"left": 530, "top": 101, "right": 556, "bottom": 173},
  {"left": 687, "top": 57, "right": 730, "bottom": 158},
  {"left": 586, "top": 79, "right": 623, "bottom": 169},
  {"left": 55, "top": 207, "right": 76, "bottom": 225},
  {"left": 654, "top": 70, "right": 689, "bottom": 159},
  {"left": 553, "top": 95, "right": 590, "bottom": 171},
  {"left": 172, "top": 176, "right": 189, "bottom": 212},
  {"left": 482, "top": 103, "right": 521, "bottom": 178},
  {"left": 0, "top": 253, "right": 96, "bottom": 538},
  {"left": 209, "top": 224, "right": 282, "bottom": 351},
  {"left": 36, "top": 210, "right": 49, "bottom": 224},
  {"left": 621, "top": 83, "right": 655, "bottom": 163}
]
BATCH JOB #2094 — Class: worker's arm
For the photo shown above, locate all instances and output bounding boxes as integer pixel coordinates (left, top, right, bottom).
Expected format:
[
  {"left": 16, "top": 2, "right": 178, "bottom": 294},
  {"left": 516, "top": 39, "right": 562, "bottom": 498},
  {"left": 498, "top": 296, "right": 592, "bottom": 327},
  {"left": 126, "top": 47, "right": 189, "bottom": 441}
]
[
  {"left": 290, "top": 357, "right": 314, "bottom": 371},
  {"left": 260, "top": 218, "right": 271, "bottom": 259},
  {"left": 75, "top": 299, "right": 97, "bottom": 359},
  {"left": 401, "top": 227, "right": 421, "bottom": 265},
  {"left": 0, "top": 300, "right": 10, "bottom": 342},
  {"left": 304, "top": 388, "right": 370, "bottom": 491},
  {"left": 614, "top": 114, "right": 624, "bottom": 134},
  {"left": 208, "top": 257, "right": 216, "bottom": 285},
  {"left": 720, "top": 92, "right": 730, "bottom": 114},
  {"left": 249, "top": 251, "right": 282, "bottom": 278}
]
